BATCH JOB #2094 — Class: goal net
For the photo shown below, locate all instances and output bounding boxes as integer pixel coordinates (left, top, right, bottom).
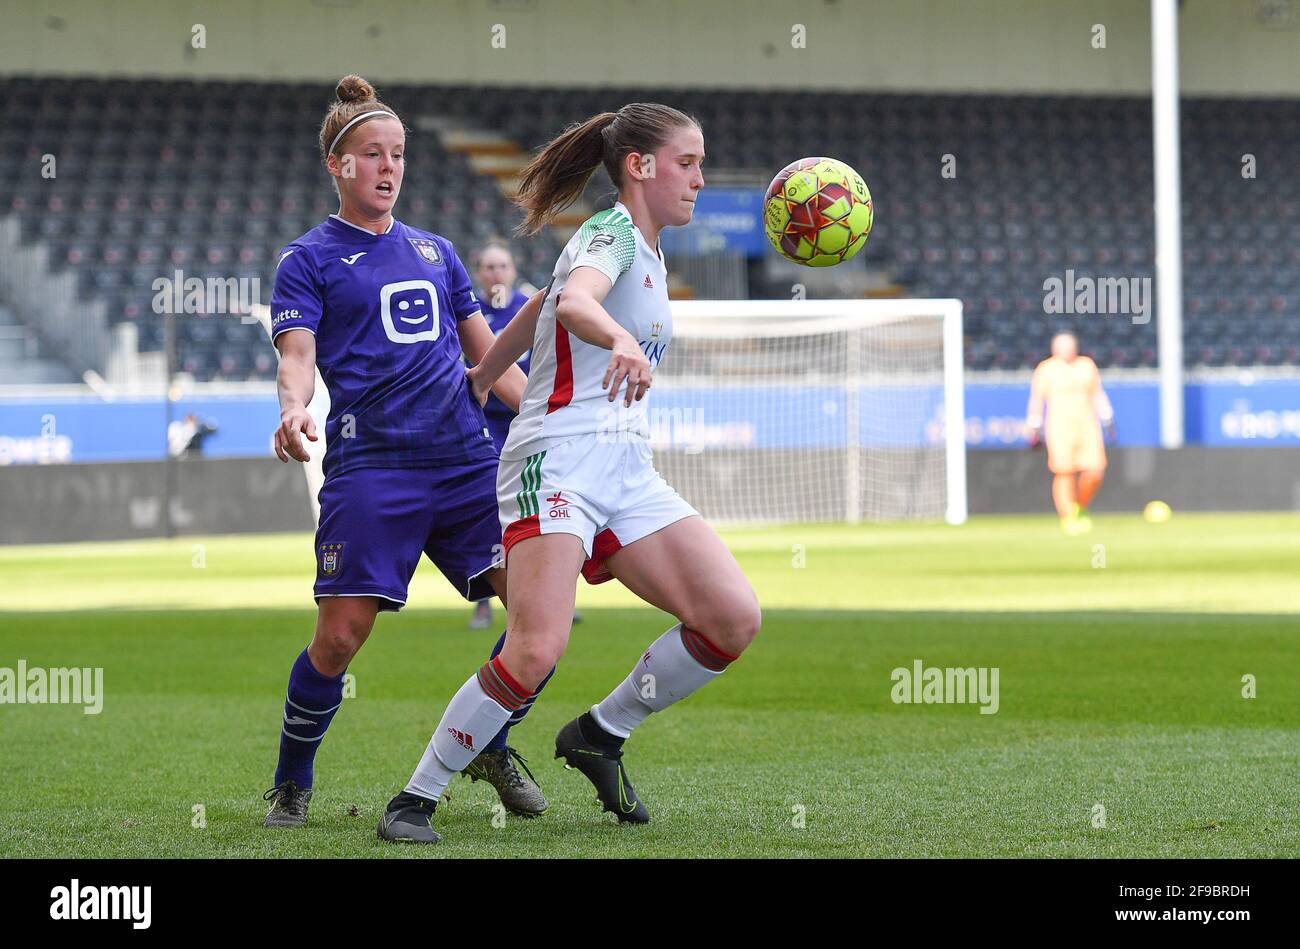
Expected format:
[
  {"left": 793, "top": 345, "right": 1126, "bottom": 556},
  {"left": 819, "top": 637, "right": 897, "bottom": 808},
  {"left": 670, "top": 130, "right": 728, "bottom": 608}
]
[{"left": 651, "top": 299, "right": 966, "bottom": 525}]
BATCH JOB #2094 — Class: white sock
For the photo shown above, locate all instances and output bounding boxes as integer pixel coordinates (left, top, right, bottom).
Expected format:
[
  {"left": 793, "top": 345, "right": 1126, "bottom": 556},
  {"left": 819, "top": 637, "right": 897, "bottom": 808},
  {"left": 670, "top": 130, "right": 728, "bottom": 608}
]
[
  {"left": 405, "top": 658, "right": 528, "bottom": 801},
  {"left": 591, "top": 623, "right": 735, "bottom": 738}
]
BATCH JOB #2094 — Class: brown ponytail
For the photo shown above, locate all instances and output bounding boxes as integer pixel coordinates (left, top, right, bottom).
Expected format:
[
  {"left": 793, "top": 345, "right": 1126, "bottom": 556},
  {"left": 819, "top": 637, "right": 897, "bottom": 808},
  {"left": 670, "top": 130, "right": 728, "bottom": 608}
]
[
  {"left": 318, "top": 74, "right": 402, "bottom": 162},
  {"left": 513, "top": 103, "right": 699, "bottom": 235}
]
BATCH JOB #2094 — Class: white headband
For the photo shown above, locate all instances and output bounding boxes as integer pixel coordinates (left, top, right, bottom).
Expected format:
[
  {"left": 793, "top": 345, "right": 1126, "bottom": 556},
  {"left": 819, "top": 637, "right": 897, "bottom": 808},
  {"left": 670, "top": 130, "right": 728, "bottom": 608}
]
[{"left": 328, "top": 109, "right": 398, "bottom": 156}]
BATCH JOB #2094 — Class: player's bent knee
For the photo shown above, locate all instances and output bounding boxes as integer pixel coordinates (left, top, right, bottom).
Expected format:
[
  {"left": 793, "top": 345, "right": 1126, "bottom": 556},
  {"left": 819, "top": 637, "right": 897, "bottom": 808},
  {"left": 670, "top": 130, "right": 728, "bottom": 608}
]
[
  {"left": 311, "top": 604, "right": 374, "bottom": 674},
  {"left": 724, "top": 597, "right": 762, "bottom": 654},
  {"left": 685, "top": 588, "right": 761, "bottom": 658},
  {"left": 312, "top": 628, "right": 365, "bottom": 674},
  {"left": 500, "top": 635, "right": 563, "bottom": 692}
]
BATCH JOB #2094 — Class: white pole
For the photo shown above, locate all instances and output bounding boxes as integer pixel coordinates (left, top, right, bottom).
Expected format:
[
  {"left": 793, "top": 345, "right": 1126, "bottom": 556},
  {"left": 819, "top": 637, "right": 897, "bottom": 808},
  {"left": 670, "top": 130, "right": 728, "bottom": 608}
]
[
  {"left": 942, "top": 300, "right": 967, "bottom": 525},
  {"left": 1152, "top": 0, "right": 1184, "bottom": 448},
  {"left": 845, "top": 325, "right": 862, "bottom": 525}
]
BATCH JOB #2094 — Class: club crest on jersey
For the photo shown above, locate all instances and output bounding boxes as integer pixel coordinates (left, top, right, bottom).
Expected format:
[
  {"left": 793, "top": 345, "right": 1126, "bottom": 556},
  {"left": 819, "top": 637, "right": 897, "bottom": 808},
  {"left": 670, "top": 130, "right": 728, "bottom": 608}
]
[
  {"left": 408, "top": 238, "right": 443, "bottom": 265},
  {"left": 319, "top": 542, "right": 345, "bottom": 575}
]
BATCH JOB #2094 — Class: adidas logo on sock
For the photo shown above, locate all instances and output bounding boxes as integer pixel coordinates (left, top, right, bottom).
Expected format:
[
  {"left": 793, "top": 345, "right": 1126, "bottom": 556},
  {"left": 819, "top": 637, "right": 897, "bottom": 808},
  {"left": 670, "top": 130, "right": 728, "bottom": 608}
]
[{"left": 446, "top": 727, "right": 475, "bottom": 750}]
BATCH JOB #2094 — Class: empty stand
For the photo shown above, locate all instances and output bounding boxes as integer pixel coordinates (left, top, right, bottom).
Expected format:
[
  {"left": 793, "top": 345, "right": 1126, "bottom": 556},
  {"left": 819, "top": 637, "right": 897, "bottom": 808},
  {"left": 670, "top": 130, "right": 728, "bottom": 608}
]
[{"left": 0, "top": 77, "right": 1295, "bottom": 378}]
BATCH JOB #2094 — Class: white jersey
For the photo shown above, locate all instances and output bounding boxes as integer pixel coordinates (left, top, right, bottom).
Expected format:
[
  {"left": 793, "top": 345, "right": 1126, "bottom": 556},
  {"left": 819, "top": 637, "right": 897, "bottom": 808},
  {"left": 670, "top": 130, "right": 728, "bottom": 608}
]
[{"left": 500, "top": 201, "right": 671, "bottom": 461}]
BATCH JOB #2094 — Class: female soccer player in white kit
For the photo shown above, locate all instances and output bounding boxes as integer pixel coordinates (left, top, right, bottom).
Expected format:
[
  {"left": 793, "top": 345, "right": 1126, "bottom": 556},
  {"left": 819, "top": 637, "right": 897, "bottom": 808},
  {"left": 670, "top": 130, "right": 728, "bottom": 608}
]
[{"left": 378, "top": 104, "right": 762, "bottom": 842}]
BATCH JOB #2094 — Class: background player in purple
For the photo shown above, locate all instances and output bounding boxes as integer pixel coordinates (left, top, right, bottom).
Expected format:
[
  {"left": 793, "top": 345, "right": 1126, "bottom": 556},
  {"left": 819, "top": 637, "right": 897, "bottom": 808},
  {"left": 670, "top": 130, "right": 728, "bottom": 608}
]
[
  {"left": 474, "top": 242, "right": 534, "bottom": 453},
  {"left": 262, "top": 75, "right": 552, "bottom": 829}
]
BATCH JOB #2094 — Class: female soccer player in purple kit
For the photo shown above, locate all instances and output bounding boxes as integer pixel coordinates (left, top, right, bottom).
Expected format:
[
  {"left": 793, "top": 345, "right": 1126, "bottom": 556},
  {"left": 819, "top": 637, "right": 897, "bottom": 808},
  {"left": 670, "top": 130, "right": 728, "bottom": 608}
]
[{"left": 261, "top": 76, "right": 552, "bottom": 827}]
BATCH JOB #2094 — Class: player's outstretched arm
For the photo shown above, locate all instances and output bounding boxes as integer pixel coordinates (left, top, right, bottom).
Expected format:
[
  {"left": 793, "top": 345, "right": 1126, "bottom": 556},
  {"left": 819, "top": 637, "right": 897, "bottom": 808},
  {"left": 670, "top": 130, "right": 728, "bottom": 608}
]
[
  {"left": 273, "top": 329, "right": 318, "bottom": 463},
  {"left": 462, "top": 286, "right": 546, "bottom": 408},
  {"left": 457, "top": 313, "right": 528, "bottom": 413},
  {"left": 557, "top": 267, "right": 651, "bottom": 407}
]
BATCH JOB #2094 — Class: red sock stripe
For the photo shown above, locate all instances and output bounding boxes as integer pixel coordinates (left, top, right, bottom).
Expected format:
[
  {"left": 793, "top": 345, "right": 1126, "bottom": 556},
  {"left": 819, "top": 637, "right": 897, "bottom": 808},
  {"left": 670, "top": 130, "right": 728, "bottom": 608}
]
[
  {"left": 679, "top": 626, "right": 737, "bottom": 672},
  {"left": 476, "top": 665, "right": 519, "bottom": 710},
  {"left": 489, "top": 655, "right": 531, "bottom": 703},
  {"left": 476, "top": 656, "right": 531, "bottom": 711}
]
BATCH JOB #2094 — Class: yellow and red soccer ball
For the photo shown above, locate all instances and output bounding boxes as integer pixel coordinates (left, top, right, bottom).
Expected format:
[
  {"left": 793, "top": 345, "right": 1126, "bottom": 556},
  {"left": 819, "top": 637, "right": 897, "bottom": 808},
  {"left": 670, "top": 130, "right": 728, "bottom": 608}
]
[{"left": 763, "top": 157, "right": 873, "bottom": 267}]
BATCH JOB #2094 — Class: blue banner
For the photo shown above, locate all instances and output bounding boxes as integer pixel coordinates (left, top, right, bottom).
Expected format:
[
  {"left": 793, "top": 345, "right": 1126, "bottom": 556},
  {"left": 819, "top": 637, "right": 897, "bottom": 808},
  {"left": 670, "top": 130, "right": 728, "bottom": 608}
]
[
  {"left": 3, "top": 378, "right": 1298, "bottom": 463},
  {"left": 660, "top": 187, "right": 766, "bottom": 256},
  {"left": 0, "top": 395, "right": 277, "bottom": 465},
  {"left": 962, "top": 380, "right": 1162, "bottom": 448},
  {"left": 1187, "top": 380, "right": 1300, "bottom": 445}
]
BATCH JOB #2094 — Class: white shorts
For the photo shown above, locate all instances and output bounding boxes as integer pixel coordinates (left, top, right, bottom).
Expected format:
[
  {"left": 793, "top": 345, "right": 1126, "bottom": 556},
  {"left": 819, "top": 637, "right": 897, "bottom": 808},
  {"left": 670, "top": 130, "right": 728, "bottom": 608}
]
[{"left": 497, "top": 434, "right": 698, "bottom": 584}]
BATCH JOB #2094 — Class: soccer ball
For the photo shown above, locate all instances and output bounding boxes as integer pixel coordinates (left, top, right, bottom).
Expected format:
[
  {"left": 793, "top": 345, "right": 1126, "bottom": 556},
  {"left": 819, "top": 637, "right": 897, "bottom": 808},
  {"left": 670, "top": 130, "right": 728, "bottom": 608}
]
[
  {"left": 1143, "top": 500, "right": 1172, "bottom": 523},
  {"left": 763, "top": 157, "right": 873, "bottom": 267}
]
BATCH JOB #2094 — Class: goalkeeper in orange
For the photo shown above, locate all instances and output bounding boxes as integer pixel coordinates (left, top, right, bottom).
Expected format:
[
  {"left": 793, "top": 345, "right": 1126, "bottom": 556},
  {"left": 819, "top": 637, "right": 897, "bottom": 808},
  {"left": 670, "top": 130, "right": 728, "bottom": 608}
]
[{"left": 1025, "top": 332, "right": 1115, "bottom": 535}]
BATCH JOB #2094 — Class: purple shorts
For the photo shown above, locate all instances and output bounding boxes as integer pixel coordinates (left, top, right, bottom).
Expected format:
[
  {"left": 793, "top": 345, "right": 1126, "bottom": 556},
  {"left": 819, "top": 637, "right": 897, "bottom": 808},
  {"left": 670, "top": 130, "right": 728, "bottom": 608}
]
[{"left": 313, "top": 460, "right": 503, "bottom": 611}]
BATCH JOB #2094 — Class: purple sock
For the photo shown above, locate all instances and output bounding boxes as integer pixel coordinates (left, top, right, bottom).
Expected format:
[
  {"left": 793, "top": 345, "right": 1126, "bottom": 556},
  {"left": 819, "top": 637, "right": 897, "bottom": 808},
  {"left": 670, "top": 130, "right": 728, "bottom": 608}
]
[{"left": 273, "top": 648, "right": 344, "bottom": 788}]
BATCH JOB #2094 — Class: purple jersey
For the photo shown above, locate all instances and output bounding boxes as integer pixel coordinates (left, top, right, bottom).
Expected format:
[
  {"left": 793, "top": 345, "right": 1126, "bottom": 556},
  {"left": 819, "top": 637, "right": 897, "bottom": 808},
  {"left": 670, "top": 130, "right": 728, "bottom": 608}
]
[
  {"left": 271, "top": 215, "right": 495, "bottom": 476},
  {"left": 477, "top": 287, "right": 532, "bottom": 425}
]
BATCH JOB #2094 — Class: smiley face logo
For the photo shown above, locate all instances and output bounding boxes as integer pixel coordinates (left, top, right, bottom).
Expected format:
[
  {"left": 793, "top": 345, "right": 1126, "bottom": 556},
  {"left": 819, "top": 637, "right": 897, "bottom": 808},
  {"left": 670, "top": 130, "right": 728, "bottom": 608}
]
[{"left": 379, "top": 280, "right": 441, "bottom": 344}]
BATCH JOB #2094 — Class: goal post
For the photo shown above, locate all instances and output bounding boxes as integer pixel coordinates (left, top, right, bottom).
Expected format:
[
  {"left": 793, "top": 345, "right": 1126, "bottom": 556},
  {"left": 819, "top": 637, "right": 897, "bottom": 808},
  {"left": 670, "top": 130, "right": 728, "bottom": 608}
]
[{"left": 653, "top": 298, "right": 966, "bottom": 526}]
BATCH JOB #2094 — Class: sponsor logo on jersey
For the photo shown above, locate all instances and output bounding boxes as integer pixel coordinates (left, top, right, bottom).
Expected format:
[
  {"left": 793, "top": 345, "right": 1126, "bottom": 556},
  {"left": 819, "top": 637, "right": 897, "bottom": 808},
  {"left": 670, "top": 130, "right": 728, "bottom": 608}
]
[
  {"left": 586, "top": 232, "right": 616, "bottom": 254},
  {"left": 408, "top": 238, "right": 443, "bottom": 265},
  {"left": 379, "top": 280, "right": 441, "bottom": 344},
  {"left": 546, "top": 491, "right": 570, "bottom": 519},
  {"left": 642, "top": 274, "right": 654, "bottom": 289},
  {"left": 446, "top": 727, "right": 475, "bottom": 750},
  {"left": 649, "top": 321, "right": 663, "bottom": 338},
  {"left": 340, "top": 252, "right": 367, "bottom": 265},
  {"left": 319, "top": 542, "right": 345, "bottom": 575},
  {"left": 639, "top": 339, "right": 668, "bottom": 368}
]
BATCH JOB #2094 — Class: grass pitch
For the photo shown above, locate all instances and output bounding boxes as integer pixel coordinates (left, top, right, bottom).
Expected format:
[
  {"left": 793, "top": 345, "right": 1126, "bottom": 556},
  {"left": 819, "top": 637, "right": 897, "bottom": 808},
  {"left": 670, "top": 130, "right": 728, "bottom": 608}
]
[{"left": 1, "top": 513, "right": 1297, "bottom": 858}]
